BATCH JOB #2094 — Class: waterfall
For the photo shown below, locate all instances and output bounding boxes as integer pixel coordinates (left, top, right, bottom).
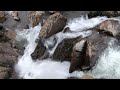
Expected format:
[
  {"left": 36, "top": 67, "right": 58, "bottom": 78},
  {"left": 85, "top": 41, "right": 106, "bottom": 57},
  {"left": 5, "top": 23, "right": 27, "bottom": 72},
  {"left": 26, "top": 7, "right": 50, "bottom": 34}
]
[{"left": 16, "top": 15, "right": 119, "bottom": 79}]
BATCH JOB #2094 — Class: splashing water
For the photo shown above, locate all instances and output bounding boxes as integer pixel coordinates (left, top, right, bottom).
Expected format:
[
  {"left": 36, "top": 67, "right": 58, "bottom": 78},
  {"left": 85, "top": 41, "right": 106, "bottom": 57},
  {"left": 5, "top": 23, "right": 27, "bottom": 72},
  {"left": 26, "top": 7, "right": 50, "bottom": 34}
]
[
  {"left": 87, "top": 39, "right": 120, "bottom": 79},
  {"left": 16, "top": 15, "right": 116, "bottom": 79}
]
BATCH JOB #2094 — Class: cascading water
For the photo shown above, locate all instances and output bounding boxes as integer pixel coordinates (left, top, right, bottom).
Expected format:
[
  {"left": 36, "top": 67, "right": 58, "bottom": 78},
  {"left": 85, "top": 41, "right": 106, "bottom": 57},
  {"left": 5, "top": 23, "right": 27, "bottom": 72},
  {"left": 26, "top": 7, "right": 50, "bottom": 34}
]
[{"left": 15, "top": 15, "right": 120, "bottom": 79}]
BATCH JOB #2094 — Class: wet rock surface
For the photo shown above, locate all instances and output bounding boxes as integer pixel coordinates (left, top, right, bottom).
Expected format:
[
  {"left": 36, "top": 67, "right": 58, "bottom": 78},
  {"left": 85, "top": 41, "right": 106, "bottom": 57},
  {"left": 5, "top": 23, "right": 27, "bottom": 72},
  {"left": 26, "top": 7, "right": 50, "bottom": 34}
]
[
  {"left": 39, "top": 12, "right": 67, "bottom": 39},
  {"left": 0, "top": 11, "right": 120, "bottom": 79},
  {"left": 52, "top": 36, "right": 82, "bottom": 61}
]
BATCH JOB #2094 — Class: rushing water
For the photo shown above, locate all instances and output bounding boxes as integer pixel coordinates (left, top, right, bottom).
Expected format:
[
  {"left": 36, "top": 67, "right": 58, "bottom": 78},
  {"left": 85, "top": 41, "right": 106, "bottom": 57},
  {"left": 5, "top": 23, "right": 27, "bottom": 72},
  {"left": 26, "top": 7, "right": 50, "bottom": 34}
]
[{"left": 15, "top": 15, "right": 120, "bottom": 79}]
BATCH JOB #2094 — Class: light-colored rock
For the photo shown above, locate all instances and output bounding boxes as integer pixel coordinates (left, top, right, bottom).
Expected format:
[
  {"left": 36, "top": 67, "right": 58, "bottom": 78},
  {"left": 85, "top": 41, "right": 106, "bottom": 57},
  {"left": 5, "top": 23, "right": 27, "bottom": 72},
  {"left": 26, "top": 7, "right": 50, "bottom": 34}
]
[
  {"left": 80, "top": 75, "right": 95, "bottom": 79},
  {"left": 9, "top": 11, "right": 20, "bottom": 21},
  {"left": 39, "top": 12, "right": 67, "bottom": 39},
  {"left": 29, "top": 11, "right": 45, "bottom": 27}
]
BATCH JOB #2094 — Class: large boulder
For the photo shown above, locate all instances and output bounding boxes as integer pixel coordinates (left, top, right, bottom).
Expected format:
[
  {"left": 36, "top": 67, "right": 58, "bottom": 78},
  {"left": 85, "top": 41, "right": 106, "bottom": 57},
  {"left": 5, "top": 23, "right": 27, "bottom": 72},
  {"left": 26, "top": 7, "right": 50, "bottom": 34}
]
[
  {"left": 39, "top": 12, "right": 67, "bottom": 39},
  {"left": 69, "top": 30, "right": 112, "bottom": 73},
  {"left": 0, "top": 11, "right": 6, "bottom": 23},
  {"left": 69, "top": 39, "right": 87, "bottom": 73},
  {"left": 52, "top": 36, "right": 82, "bottom": 61},
  {"left": 96, "top": 20, "right": 120, "bottom": 37}
]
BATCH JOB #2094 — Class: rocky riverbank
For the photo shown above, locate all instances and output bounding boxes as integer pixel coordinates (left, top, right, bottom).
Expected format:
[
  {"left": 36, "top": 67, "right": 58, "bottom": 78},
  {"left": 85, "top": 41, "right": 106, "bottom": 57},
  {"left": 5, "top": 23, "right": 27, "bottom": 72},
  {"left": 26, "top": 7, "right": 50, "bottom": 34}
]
[{"left": 0, "top": 11, "right": 120, "bottom": 79}]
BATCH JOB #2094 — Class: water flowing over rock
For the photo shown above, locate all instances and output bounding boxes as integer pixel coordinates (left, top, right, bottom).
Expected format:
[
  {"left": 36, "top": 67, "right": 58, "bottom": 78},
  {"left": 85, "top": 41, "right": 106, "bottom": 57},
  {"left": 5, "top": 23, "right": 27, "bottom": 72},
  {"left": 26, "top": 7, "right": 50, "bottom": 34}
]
[
  {"left": 52, "top": 36, "right": 82, "bottom": 61},
  {"left": 31, "top": 12, "right": 67, "bottom": 60},
  {"left": 69, "top": 30, "right": 113, "bottom": 73},
  {"left": 0, "top": 11, "right": 6, "bottom": 23},
  {"left": 39, "top": 12, "right": 67, "bottom": 39},
  {"left": 96, "top": 20, "right": 120, "bottom": 37}
]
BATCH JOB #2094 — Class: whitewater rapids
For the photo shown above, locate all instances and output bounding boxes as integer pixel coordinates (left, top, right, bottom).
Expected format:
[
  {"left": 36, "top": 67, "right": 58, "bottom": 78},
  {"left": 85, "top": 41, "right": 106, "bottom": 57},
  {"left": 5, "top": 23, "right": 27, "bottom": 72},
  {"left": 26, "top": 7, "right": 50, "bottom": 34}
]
[{"left": 15, "top": 15, "right": 120, "bottom": 79}]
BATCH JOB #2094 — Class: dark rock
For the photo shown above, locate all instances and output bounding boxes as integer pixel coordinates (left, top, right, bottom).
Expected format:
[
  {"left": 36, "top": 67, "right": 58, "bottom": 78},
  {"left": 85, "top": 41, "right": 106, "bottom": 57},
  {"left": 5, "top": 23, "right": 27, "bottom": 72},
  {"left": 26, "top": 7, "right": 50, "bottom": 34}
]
[
  {"left": 88, "top": 11, "right": 120, "bottom": 18},
  {"left": 63, "top": 27, "right": 71, "bottom": 33},
  {"left": 0, "top": 25, "right": 3, "bottom": 30},
  {"left": 52, "top": 36, "right": 82, "bottom": 61},
  {"left": 39, "top": 12, "right": 67, "bottom": 39},
  {"left": 85, "top": 30, "right": 112, "bottom": 68},
  {"left": 31, "top": 40, "right": 47, "bottom": 60},
  {"left": 67, "top": 76, "right": 79, "bottom": 79},
  {"left": 69, "top": 39, "right": 86, "bottom": 73}
]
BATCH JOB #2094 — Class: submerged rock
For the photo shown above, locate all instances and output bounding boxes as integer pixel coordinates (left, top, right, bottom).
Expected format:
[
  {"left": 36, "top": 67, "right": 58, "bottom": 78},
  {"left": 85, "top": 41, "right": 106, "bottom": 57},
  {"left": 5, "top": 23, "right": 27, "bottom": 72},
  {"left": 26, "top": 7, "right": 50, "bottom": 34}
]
[{"left": 39, "top": 12, "right": 67, "bottom": 39}]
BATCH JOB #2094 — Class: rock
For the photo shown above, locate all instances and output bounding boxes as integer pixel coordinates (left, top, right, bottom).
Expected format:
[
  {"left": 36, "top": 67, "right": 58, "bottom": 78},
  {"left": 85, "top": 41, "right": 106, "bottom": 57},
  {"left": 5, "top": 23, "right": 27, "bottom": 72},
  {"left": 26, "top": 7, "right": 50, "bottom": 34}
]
[
  {"left": 0, "top": 25, "right": 3, "bottom": 30},
  {"left": 52, "top": 36, "right": 82, "bottom": 61},
  {"left": 39, "top": 12, "right": 67, "bottom": 39},
  {"left": 69, "top": 39, "right": 86, "bottom": 73},
  {"left": 88, "top": 11, "right": 120, "bottom": 18},
  {"left": 80, "top": 75, "right": 95, "bottom": 79},
  {"left": 0, "top": 66, "right": 12, "bottom": 79},
  {"left": 67, "top": 76, "right": 79, "bottom": 79},
  {"left": 69, "top": 30, "right": 112, "bottom": 73},
  {"left": 0, "top": 27, "right": 18, "bottom": 68},
  {"left": 9, "top": 11, "right": 20, "bottom": 21},
  {"left": 96, "top": 20, "right": 120, "bottom": 37},
  {"left": 31, "top": 40, "right": 47, "bottom": 60},
  {"left": 0, "top": 11, "right": 6, "bottom": 23},
  {"left": 29, "top": 11, "right": 45, "bottom": 27},
  {"left": 84, "top": 30, "right": 112, "bottom": 68},
  {"left": 0, "top": 42, "right": 18, "bottom": 67},
  {"left": 31, "top": 13, "right": 67, "bottom": 60},
  {"left": 63, "top": 27, "right": 71, "bottom": 33},
  {"left": 49, "top": 11, "right": 59, "bottom": 14},
  {"left": 0, "top": 27, "right": 16, "bottom": 45}
]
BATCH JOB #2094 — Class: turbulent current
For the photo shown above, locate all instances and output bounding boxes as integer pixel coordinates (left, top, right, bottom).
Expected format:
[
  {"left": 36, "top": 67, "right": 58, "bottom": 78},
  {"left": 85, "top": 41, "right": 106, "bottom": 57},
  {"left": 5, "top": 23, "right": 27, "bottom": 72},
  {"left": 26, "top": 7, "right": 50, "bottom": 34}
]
[{"left": 15, "top": 15, "right": 120, "bottom": 79}]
